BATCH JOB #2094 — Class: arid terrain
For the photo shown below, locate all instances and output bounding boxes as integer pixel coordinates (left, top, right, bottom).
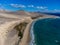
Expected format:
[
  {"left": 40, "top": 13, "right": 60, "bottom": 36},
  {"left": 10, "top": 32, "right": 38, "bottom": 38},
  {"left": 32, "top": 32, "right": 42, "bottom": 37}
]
[{"left": 0, "top": 10, "right": 59, "bottom": 45}]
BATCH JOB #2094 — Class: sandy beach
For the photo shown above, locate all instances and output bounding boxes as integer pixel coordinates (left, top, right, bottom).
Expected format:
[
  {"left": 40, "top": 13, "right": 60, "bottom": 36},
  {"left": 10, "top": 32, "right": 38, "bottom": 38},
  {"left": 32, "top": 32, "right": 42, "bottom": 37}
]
[
  {"left": 0, "top": 0, "right": 59, "bottom": 45},
  {"left": 0, "top": 11, "right": 60, "bottom": 45}
]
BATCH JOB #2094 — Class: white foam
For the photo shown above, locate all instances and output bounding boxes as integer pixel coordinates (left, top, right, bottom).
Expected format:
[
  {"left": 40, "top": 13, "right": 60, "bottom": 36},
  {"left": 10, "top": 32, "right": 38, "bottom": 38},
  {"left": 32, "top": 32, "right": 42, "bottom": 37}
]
[{"left": 29, "top": 21, "right": 36, "bottom": 45}]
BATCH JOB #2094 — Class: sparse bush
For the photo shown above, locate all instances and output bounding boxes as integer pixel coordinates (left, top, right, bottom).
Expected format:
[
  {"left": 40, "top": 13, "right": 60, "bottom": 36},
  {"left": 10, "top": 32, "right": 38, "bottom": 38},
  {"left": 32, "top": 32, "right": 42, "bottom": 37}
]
[{"left": 14, "top": 22, "right": 28, "bottom": 39}]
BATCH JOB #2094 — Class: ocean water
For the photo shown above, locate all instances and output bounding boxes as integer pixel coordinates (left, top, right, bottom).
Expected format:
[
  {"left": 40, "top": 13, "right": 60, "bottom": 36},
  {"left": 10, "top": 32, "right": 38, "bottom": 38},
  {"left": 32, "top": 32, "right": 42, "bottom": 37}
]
[
  {"left": 43, "top": 13, "right": 60, "bottom": 16},
  {"left": 30, "top": 18, "right": 60, "bottom": 45}
]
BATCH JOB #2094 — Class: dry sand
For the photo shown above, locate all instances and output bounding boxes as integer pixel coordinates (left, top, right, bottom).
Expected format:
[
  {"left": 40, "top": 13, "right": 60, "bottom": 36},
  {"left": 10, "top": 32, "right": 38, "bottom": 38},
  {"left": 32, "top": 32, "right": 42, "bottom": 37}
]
[
  {"left": 0, "top": 12, "right": 32, "bottom": 45},
  {"left": 19, "top": 20, "right": 33, "bottom": 45},
  {"left": 0, "top": 12, "right": 60, "bottom": 45}
]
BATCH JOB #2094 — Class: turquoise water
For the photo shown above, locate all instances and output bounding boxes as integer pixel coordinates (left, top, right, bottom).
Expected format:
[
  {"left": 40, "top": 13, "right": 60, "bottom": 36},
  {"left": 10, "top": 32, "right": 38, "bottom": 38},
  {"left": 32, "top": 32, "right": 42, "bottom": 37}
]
[{"left": 32, "top": 18, "right": 60, "bottom": 45}]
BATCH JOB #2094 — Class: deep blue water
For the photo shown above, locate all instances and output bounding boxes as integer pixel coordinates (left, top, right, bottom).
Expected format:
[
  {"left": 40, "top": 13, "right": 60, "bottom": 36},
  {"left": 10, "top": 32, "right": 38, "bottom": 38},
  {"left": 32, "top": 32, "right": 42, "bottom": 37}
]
[
  {"left": 44, "top": 13, "right": 60, "bottom": 16},
  {"left": 37, "top": 11, "right": 60, "bottom": 16},
  {"left": 32, "top": 18, "right": 60, "bottom": 45}
]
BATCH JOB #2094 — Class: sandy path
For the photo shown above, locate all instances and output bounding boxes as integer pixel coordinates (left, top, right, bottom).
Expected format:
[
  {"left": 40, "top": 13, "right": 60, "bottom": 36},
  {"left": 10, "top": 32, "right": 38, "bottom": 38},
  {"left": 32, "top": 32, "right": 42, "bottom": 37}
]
[{"left": 19, "top": 20, "right": 33, "bottom": 45}]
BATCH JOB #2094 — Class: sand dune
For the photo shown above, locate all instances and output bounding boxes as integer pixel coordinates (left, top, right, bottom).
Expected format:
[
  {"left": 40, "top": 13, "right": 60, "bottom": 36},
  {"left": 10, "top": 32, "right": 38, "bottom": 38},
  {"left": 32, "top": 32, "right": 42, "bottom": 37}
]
[
  {"left": 0, "top": 12, "right": 32, "bottom": 45},
  {"left": 0, "top": 10, "right": 59, "bottom": 45}
]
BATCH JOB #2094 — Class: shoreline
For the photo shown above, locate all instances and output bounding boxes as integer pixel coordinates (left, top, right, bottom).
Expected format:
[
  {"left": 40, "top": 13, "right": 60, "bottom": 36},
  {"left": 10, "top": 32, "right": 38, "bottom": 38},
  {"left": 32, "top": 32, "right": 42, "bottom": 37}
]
[
  {"left": 19, "top": 17, "right": 60, "bottom": 45},
  {"left": 0, "top": 12, "right": 60, "bottom": 45},
  {"left": 29, "top": 20, "right": 36, "bottom": 45}
]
